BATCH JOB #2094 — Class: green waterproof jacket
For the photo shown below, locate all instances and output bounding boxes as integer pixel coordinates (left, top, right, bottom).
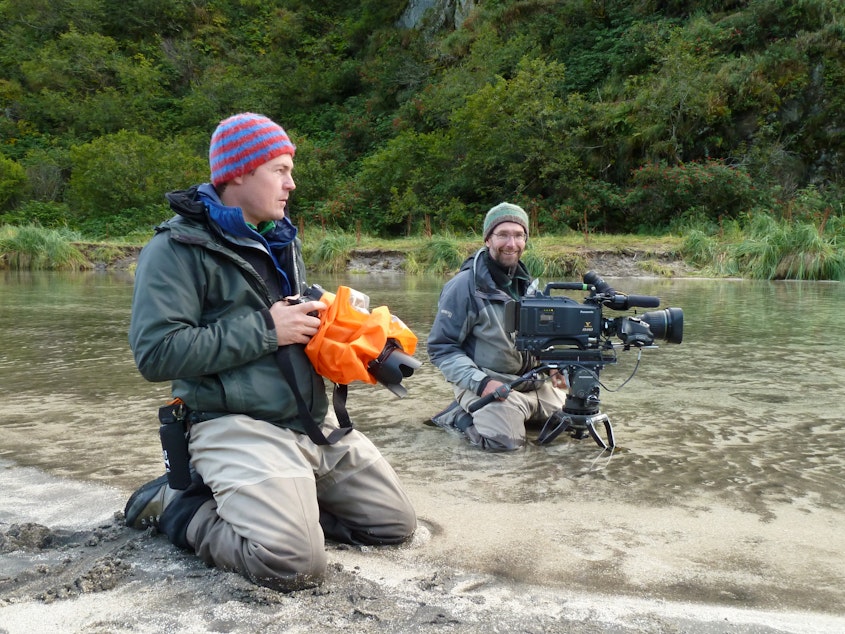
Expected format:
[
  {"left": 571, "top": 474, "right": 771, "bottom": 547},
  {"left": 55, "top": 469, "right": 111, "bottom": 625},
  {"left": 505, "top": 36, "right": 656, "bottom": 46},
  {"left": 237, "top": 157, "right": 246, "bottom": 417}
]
[{"left": 128, "top": 186, "right": 328, "bottom": 433}]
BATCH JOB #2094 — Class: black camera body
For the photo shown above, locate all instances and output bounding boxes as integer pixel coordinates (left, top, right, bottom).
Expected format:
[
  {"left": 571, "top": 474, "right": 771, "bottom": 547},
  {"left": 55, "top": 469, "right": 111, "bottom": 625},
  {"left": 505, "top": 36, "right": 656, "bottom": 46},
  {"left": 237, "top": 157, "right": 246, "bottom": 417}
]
[
  {"left": 511, "top": 294, "right": 601, "bottom": 352},
  {"left": 506, "top": 272, "right": 683, "bottom": 359},
  {"left": 499, "top": 271, "right": 683, "bottom": 448}
]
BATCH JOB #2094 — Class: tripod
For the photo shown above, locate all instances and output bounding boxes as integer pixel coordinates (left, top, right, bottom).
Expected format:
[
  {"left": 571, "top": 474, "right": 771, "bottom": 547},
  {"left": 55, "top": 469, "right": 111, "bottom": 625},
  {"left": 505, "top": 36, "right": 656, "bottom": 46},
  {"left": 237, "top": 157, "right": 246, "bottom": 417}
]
[{"left": 469, "top": 362, "right": 616, "bottom": 450}]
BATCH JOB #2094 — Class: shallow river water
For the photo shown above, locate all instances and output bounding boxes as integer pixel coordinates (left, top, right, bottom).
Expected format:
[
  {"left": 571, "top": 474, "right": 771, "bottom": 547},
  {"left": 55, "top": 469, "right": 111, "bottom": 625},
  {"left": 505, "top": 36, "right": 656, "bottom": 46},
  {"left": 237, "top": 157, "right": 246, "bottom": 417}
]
[{"left": 1, "top": 269, "right": 844, "bottom": 617}]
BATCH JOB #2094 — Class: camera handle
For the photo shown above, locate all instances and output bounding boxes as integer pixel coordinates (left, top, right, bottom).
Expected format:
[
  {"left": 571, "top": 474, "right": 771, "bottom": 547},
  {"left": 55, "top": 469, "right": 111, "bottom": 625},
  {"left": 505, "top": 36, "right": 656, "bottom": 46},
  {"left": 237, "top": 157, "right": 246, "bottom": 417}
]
[
  {"left": 467, "top": 363, "right": 615, "bottom": 451},
  {"left": 467, "top": 383, "right": 514, "bottom": 413}
]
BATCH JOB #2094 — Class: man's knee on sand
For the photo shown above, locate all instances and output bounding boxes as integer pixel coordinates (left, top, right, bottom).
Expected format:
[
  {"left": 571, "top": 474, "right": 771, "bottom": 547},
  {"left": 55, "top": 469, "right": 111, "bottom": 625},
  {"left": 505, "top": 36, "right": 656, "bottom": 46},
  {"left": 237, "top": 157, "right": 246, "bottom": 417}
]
[
  {"left": 189, "top": 500, "right": 329, "bottom": 588},
  {"left": 464, "top": 422, "right": 525, "bottom": 451},
  {"left": 247, "top": 539, "right": 329, "bottom": 590},
  {"left": 356, "top": 510, "right": 417, "bottom": 545},
  {"left": 225, "top": 512, "right": 416, "bottom": 591},
  {"left": 319, "top": 493, "right": 417, "bottom": 546},
  {"left": 248, "top": 550, "right": 328, "bottom": 591}
]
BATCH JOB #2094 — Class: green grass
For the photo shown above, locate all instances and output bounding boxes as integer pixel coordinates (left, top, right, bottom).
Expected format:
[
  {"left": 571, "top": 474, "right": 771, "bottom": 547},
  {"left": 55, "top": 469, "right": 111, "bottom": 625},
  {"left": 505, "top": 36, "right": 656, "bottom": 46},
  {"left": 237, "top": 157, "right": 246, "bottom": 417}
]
[
  {"left": 681, "top": 214, "right": 845, "bottom": 280},
  {"left": 0, "top": 225, "right": 90, "bottom": 270},
  {"left": 3, "top": 211, "right": 843, "bottom": 280},
  {"left": 306, "top": 230, "right": 357, "bottom": 273},
  {"left": 404, "top": 234, "right": 469, "bottom": 275},
  {"left": 741, "top": 215, "right": 845, "bottom": 280}
]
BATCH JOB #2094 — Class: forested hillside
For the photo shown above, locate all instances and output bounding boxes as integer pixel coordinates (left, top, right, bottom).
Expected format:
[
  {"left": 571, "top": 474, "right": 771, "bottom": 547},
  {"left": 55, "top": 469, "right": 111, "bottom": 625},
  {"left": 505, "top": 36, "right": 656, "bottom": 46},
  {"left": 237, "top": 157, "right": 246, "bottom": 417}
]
[{"left": 0, "top": 0, "right": 843, "bottom": 239}]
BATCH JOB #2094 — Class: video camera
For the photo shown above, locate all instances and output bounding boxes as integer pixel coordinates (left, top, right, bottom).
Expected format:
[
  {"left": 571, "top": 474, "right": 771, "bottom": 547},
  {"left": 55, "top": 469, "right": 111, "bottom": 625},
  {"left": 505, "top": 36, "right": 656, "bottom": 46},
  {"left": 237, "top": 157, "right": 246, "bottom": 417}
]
[
  {"left": 484, "top": 271, "right": 683, "bottom": 449},
  {"left": 507, "top": 270, "right": 683, "bottom": 356}
]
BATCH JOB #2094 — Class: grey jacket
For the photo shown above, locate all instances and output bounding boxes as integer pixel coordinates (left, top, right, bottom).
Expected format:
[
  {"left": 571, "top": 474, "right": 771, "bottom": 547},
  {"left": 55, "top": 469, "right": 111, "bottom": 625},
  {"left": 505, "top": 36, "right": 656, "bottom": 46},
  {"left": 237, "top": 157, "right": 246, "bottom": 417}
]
[
  {"left": 427, "top": 248, "right": 537, "bottom": 395},
  {"left": 128, "top": 185, "right": 328, "bottom": 433}
]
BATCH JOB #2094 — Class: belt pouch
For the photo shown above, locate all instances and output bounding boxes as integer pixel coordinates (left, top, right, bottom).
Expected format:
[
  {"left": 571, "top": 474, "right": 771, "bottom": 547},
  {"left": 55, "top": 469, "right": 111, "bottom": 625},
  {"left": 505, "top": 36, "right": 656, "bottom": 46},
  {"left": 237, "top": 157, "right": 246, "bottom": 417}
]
[{"left": 158, "top": 401, "right": 192, "bottom": 490}]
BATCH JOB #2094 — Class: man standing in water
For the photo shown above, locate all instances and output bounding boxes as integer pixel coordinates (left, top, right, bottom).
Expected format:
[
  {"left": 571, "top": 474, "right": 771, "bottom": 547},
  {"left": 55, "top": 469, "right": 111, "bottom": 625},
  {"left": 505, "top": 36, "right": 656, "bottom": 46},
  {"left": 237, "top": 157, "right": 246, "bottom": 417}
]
[
  {"left": 427, "top": 202, "right": 569, "bottom": 450},
  {"left": 124, "top": 112, "right": 416, "bottom": 589}
]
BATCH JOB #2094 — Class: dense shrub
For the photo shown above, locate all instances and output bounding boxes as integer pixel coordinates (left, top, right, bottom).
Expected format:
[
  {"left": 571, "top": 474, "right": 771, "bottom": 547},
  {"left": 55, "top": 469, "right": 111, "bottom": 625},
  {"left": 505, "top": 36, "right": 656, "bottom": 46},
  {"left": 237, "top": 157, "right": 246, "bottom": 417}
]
[
  {"left": 0, "top": 155, "right": 26, "bottom": 210},
  {"left": 625, "top": 160, "right": 760, "bottom": 229},
  {"left": 0, "top": 200, "right": 71, "bottom": 228},
  {"left": 66, "top": 130, "right": 207, "bottom": 236}
]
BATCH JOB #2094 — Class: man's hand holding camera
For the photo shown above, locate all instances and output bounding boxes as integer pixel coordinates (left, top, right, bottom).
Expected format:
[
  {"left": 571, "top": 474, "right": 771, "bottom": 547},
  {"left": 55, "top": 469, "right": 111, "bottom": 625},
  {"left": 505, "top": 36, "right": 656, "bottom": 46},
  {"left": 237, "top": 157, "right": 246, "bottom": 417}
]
[
  {"left": 480, "top": 379, "right": 507, "bottom": 399},
  {"left": 271, "top": 298, "right": 327, "bottom": 346},
  {"left": 480, "top": 369, "right": 569, "bottom": 404}
]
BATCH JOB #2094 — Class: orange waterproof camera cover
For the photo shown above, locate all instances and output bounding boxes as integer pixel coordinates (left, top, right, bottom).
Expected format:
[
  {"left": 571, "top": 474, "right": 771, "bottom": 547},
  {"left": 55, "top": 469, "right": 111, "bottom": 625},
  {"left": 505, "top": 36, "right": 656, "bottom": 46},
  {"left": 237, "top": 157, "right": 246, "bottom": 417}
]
[{"left": 304, "top": 286, "right": 418, "bottom": 390}]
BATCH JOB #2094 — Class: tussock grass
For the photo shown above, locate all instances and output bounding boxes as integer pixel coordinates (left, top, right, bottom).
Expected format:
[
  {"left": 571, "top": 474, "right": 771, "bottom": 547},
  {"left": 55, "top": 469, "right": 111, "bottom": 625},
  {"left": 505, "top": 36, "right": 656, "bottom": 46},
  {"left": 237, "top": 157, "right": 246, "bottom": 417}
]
[
  {"left": 405, "top": 234, "right": 469, "bottom": 275},
  {"left": 0, "top": 225, "right": 90, "bottom": 270},
  {"left": 307, "top": 231, "right": 356, "bottom": 273},
  {"left": 680, "top": 214, "right": 845, "bottom": 280},
  {"left": 521, "top": 246, "right": 586, "bottom": 279},
  {"left": 730, "top": 215, "right": 845, "bottom": 280}
]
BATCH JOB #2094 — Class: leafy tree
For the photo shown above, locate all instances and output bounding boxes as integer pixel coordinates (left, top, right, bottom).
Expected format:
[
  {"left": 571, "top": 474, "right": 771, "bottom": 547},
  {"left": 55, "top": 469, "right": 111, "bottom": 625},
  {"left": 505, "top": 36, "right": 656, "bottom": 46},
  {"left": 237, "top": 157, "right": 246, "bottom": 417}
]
[
  {"left": 19, "top": 27, "right": 173, "bottom": 137},
  {"left": 66, "top": 130, "right": 207, "bottom": 235},
  {"left": 446, "top": 56, "right": 582, "bottom": 223},
  {"left": 621, "top": 21, "right": 735, "bottom": 165},
  {"left": 0, "top": 0, "right": 843, "bottom": 239},
  {"left": 354, "top": 128, "right": 450, "bottom": 234},
  {"left": 0, "top": 155, "right": 26, "bottom": 210},
  {"left": 21, "top": 147, "right": 70, "bottom": 203}
]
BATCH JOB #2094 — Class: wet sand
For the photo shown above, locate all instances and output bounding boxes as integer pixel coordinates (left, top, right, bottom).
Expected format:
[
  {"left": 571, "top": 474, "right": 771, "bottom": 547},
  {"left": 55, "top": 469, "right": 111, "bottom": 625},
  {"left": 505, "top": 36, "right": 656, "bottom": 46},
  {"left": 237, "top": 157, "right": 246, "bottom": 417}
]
[{"left": 2, "top": 460, "right": 844, "bottom": 634}]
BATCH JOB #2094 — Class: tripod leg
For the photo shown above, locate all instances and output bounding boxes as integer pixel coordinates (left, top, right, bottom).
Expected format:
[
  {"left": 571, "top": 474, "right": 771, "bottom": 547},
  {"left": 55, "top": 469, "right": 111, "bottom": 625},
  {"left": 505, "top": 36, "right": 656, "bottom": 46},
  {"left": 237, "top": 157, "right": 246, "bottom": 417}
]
[
  {"left": 603, "top": 416, "right": 615, "bottom": 449},
  {"left": 537, "top": 411, "right": 573, "bottom": 445},
  {"left": 584, "top": 420, "right": 609, "bottom": 450},
  {"left": 584, "top": 413, "right": 614, "bottom": 450}
]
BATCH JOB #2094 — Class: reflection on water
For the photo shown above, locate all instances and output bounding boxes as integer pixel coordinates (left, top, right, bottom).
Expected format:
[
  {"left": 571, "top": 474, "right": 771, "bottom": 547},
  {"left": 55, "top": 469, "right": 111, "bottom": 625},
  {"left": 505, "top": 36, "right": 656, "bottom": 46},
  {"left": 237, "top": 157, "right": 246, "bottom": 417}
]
[{"left": 2, "top": 269, "right": 843, "bottom": 521}]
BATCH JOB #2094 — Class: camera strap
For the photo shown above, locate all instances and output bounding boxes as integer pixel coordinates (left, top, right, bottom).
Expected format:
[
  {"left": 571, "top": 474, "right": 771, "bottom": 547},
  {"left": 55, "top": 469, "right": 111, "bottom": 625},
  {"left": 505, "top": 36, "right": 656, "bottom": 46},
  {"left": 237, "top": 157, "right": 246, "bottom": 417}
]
[{"left": 275, "top": 346, "right": 353, "bottom": 445}]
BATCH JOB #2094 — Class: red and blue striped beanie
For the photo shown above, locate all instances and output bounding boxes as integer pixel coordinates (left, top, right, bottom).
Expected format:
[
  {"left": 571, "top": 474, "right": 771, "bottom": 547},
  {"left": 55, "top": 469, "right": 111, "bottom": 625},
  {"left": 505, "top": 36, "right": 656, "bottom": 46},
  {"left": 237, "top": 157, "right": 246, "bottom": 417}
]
[{"left": 209, "top": 113, "right": 295, "bottom": 186}]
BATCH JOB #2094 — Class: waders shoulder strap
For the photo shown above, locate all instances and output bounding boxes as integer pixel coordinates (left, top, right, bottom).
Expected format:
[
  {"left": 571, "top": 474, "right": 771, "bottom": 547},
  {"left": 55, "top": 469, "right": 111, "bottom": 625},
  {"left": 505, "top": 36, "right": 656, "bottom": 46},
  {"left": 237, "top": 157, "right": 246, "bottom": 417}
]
[{"left": 275, "top": 347, "right": 353, "bottom": 445}]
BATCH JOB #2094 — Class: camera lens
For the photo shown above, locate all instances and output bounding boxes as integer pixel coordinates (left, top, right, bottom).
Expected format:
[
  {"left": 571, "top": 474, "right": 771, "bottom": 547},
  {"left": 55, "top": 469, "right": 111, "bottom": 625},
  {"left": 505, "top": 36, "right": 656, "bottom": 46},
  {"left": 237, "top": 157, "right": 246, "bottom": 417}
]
[{"left": 640, "top": 307, "right": 684, "bottom": 344}]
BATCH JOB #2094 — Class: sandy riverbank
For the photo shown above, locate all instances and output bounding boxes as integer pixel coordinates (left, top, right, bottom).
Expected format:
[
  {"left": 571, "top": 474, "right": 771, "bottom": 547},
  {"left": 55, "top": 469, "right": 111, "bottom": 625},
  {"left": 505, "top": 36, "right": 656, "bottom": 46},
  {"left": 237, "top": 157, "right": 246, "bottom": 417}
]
[
  {"left": 2, "top": 460, "right": 844, "bottom": 634},
  {"left": 79, "top": 240, "right": 699, "bottom": 280}
]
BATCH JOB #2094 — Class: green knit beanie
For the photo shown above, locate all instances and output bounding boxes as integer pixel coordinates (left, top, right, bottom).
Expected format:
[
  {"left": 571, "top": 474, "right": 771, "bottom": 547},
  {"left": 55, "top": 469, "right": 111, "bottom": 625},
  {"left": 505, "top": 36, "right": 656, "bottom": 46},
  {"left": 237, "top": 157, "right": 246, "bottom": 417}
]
[{"left": 483, "top": 202, "right": 529, "bottom": 240}]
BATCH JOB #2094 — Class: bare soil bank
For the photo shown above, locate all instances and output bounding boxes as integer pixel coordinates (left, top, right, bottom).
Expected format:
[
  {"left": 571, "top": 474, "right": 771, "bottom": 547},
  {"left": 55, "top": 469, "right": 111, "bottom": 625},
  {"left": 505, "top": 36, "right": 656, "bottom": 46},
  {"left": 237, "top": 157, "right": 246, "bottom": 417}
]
[{"left": 83, "top": 243, "right": 698, "bottom": 279}]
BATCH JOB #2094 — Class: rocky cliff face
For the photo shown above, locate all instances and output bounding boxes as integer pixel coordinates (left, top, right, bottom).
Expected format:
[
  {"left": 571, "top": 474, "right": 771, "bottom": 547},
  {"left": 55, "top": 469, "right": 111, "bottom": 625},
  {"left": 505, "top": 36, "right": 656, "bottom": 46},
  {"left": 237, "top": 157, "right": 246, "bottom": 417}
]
[{"left": 398, "top": 0, "right": 477, "bottom": 30}]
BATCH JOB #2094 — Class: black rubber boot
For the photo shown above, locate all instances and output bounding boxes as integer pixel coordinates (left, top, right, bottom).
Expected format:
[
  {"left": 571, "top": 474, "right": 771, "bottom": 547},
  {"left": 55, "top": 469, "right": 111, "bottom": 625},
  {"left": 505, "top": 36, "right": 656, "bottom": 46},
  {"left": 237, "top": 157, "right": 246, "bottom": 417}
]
[{"left": 157, "top": 471, "right": 213, "bottom": 550}]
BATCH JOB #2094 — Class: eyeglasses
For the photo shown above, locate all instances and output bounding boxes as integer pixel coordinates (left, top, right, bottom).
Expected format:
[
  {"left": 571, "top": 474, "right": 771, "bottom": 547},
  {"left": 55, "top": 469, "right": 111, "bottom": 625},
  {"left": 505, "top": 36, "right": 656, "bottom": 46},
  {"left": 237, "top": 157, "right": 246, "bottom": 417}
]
[{"left": 490, "top": 231, "right": 527, "bottom": 243}]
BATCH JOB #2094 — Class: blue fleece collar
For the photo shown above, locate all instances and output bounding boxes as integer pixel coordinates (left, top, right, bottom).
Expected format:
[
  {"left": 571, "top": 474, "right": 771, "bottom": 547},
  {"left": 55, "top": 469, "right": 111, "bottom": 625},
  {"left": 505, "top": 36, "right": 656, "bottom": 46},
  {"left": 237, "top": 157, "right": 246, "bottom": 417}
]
[
  {"left": 196, "top": 183, "right": 298, "bottom": 246},
  {"left": 196, "top": 183, "right": 296, "bottom": 296}
]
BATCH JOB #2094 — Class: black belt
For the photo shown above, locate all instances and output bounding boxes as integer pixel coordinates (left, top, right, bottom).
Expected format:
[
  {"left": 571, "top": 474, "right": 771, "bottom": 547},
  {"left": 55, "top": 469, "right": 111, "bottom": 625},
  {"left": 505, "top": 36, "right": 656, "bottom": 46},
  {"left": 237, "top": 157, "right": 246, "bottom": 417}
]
[{"left": 186, "top": 410, "right": 231, "bottom": 425}]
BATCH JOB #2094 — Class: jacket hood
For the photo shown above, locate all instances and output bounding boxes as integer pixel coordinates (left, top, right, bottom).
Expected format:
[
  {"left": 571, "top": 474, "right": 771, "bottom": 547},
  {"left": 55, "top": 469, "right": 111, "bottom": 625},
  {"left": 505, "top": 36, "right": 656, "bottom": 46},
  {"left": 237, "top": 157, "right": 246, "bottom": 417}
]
[
  {"left": 163, "top": 184, "right": 298, "bottom": 298},
  {"left": 165, "top": 185, "right": 208, "bottom": 222}
]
